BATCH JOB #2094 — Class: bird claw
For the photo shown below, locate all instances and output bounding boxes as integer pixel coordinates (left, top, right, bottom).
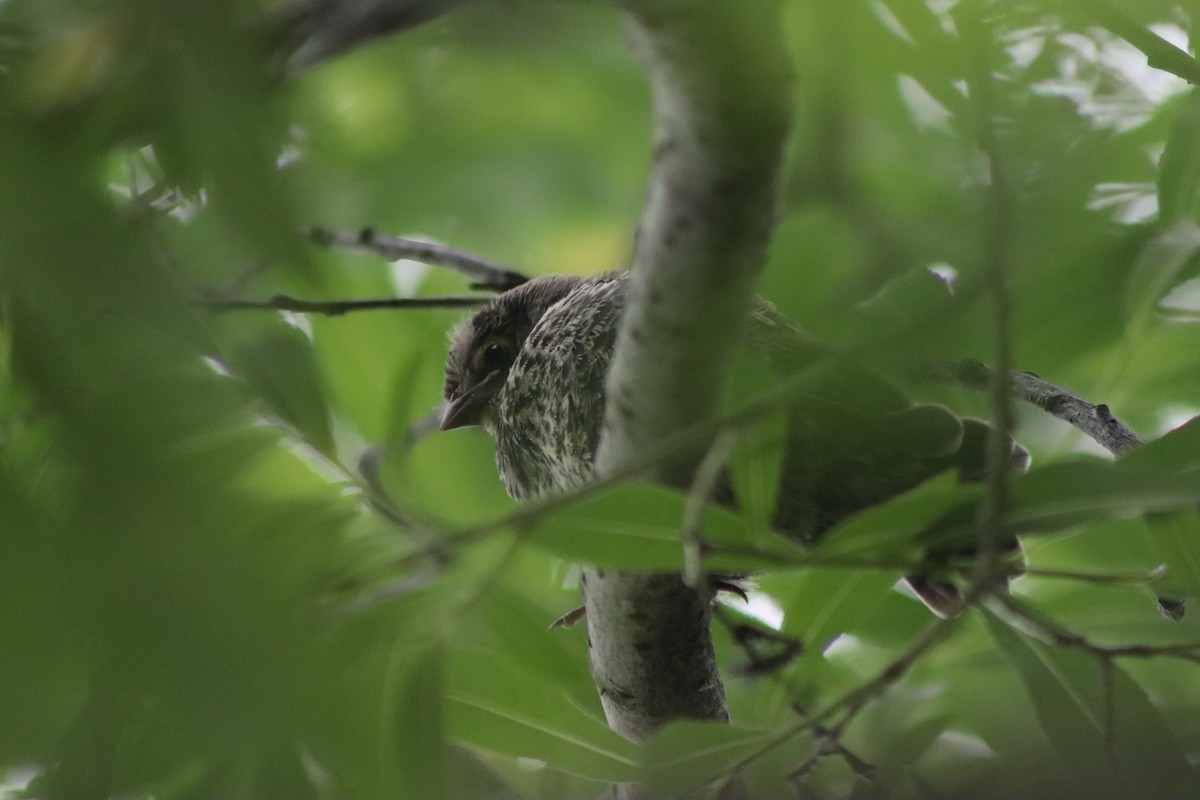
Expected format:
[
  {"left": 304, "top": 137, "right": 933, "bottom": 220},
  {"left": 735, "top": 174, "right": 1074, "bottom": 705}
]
[
  {"left": 549, "top": 605, "right": 587, "bottom": 629},
  {"left": 711, "top": 579, "right": 750, "bottom": 604}
]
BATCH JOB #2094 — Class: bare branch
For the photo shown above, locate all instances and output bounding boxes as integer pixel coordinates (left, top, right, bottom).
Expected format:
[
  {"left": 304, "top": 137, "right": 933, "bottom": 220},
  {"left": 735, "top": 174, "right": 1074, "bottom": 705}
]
[
  {"left": 308, "top": 225, "right": 529, "bottom": 291},
  {"left": 927, "top": 358, "right": 1144, "bottom": 455},
  {"left": 261, "top": 0, "right": 467, "bottom": 74},
  {"left": 193, "top": 292, "right": 485, "bottom": 315}
]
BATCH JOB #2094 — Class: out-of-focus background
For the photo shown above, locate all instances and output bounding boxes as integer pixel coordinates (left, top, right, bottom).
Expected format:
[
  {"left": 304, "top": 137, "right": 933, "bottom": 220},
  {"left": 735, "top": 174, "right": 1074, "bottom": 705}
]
[{"left": 2, "top": 1, "right": 1199, "bottom": 797}]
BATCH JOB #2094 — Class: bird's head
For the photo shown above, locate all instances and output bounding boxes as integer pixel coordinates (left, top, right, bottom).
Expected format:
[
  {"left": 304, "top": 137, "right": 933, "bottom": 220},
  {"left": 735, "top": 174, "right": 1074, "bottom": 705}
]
[{"left": 441, "top": 274, "right": 587, "bottom": 432}]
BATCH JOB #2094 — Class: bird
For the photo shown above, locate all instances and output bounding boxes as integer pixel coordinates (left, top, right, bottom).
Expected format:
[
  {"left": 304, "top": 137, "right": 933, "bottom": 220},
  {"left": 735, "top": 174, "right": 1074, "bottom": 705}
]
[{"left": 441, "top": 271, "right": 1025, "bottom": 616}]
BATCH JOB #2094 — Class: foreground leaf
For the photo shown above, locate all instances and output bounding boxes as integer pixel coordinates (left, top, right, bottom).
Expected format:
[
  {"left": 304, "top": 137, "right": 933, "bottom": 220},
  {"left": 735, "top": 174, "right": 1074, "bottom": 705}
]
[
  {"left": 387, "top": 644, "right": 448, "bottom": 800},
  {"left": 1141, "top": 510, "right": 1200, "bottom": 601},
  {"left": 1158, "top": 89, "right": 1200, "bottom": 224},
  {"left": 815, "top": 473, "right": 976, "bottom": 560},
  {"left": 525, "top": 483, "right": 794, "bottom": 572},
  {"left": 921, "top": 459, "right": 1200, "bottom": 550},
  {"left": 983, "top": 608, "right": 1195, "bottom": 795},
  {"left": 446, "top": 648, "right": 637, "bottom": 782},
  {"left": 1121, "top": 415, "right": 1200, "bottom": 474},
  {"left": 639, "top": 721, "right": 775, "bottom": 798}
]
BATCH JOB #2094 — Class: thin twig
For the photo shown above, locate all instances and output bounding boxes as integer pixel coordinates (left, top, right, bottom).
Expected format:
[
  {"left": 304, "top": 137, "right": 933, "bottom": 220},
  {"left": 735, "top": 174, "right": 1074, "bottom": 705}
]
[
  {"left": 782, "top": 574, "right": 1002, "bottom": 779},
  {"left": 260, "top": 0, "right": 467, "bottom": 74},
  {"left": 786, "top": 713, "right": 882, "bottom": 794},
  {"left": 269, "top": 229, "right": 1142, "bottom": 457},
  {"left": 924, "top": 359, "right": 1144, "bottom": 455},
  {"left": 824, "top": 613, "right": 962, "bottom": 731},
  {"left": 712, "top": 605, "right": 804, "bottom": 678},
  {"left": 193, "top": 292, "right": 486, "bottom": 315},
  {"left": 1065, "top": 0, "right": 1200, "bottom": 85},
  {"left": 680, "top": 429, "right": 739, "bottom": 592},
  {"left": 1022, "top": 565, "right": 1165, "bottom": 585},
  {"left": 996, "top": 593, "right": 1200, "bottom": 665},
  {"left": 955, "top": 2, "right": 1014, "bottom": 589},
  {"left": 308, "top": 225, "right": 529, "bottom": 291},
  {"left": 720, "top": 613, "right": 963, "bottom": 786}
]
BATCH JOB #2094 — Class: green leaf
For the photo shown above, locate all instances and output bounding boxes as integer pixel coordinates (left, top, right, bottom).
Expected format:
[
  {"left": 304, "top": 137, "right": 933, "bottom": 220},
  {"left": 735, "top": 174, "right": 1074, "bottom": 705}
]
[
  {"left": 751, "top": 568, "right": 901, "bottom": 722},
  {"left": 1005, "top": 460, "right": 1200, "bottom": 532},
  {"left": 526, "top": 483, "right": 795, "bottom": 572},
  {"left": 480, "top": 587, "right": 594, "bottom": 692},
  {"left": 983, "top": 608, "right": 1195, "bottom": 794},
  {"left": 815, "top": 473, "right": 977, "bottom": 560},
  {"left": 224, "top": 323, "right": 335, "bottom": 456},
  {"left": 781, "top": 569, "right": 896, "bottom": 666},
  {"left": 1123, "top": 219, "right": 1200, "bottom": 324},
  {"left": 1120, "top": 415, "right": 1200, "bottom": 474},
  {"left": 727, "top": 352, "right": 788, "bottom": 544},
  {"left": 137, "top": 4, "right": 308, "bottom": 273},
  {"left": 921, "top": 460, "right": 1200, "bottom": 550},
  {"left": 1157, "top": 88, "right": 1200, "bottom": 224},
  {"left": 849, "top": 265, "right": 956, "bottom": 346},
  {"left": 446, "top": 648, "right": 637, "bottom": 782},
  {"left": 383, "top": 348, "right": 432, "bottom": 455},
  {"left": 524, "top": 484, "right": 690, "bottom": 570},
  {"left": 1141, "top": 510, "right": 1200, "bottom": 601},
  {"left": 310, "top": 299, "right": 450, "bottom": 445},
  {"left": 387, "top": 644, "right": 448, "bottom": 800},
  {"left": 873, "top": 0, "right": 968, "bottom": 120},
  {"left": 639, "top": 721, "right": 774, "bottom": 798},
  {"left": 876, "top": 714, "right": 952, "bottom": 769}
]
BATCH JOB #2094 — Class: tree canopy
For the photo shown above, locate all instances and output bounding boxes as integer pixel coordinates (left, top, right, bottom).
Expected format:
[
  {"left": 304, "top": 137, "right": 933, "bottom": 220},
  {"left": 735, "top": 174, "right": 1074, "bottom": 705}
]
[{"left": 1, "top": 1, "right": 1200, "bottom": 798}]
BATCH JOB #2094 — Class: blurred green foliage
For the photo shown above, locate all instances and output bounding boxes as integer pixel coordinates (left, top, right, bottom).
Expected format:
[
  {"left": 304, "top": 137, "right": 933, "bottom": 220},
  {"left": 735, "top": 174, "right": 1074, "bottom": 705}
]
[{"left": 1, "top": 0, "right": 1200, "bottom": 798}]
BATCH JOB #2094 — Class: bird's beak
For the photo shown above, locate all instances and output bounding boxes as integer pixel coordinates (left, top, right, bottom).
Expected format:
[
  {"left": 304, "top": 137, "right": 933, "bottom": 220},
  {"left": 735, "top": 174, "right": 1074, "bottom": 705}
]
[{"left": 440, "top": 370, "right": 505, "bottom": 431}]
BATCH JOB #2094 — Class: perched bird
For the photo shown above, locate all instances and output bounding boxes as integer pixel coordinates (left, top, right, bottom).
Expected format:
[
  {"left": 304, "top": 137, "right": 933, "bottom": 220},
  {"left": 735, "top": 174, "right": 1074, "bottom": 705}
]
[
  {"left": 443, "top": 274, "right": 625, "bottom": 502},
  {"left": 442, "top": 272, "right": 1024, "bottom": 616}
]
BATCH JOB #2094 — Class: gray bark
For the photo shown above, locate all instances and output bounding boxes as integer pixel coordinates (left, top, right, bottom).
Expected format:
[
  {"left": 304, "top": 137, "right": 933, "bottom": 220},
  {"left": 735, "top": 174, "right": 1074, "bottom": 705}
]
[
  {"left": 927, "top": 359, "right": 1144, "bottom": 456},
  {"left": 582, "top": 571, "right": 728, "bottom": 742},
  {"left": 587, "top": 0, "right": 792, "bottom": 742}
]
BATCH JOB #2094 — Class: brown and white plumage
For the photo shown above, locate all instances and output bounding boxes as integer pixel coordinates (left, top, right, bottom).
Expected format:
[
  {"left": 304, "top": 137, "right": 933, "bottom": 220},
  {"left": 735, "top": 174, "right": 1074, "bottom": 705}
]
[{"left": 442, "top": 273, "right": 624, "bottom": 501}]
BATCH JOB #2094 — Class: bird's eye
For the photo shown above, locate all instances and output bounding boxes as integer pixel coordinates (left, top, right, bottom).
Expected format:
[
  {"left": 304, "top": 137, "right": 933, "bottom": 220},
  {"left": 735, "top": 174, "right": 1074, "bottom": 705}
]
[{"left": 480, "top": 342, "right": 510, "bottom": 373}]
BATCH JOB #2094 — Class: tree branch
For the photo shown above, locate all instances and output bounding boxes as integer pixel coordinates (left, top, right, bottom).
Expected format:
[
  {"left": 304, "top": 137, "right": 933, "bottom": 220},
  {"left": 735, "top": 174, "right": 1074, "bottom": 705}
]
[
  {"left": 785, "top": 714, "right": 882, "bottom": 795},
  {"left": 719, "top": 612, "right": 964, "bottom": 788},
  {"left": 261, "top": 0, "right": 467, "bottom": 74},
  {"left": 926, "top": 358, "right": 1144, "bottom": 456},
  {"left": 193, "top": 293, "right": 485, "bottom": 315},
  {"left": 584, "top": 0, "right": 792, "bottom": 743},
  {"left": 308, "top": 225, "right": 529, "bottom": 291},
  {"left": 997, "top": 593, "right": 1200, "bottom": 665}
]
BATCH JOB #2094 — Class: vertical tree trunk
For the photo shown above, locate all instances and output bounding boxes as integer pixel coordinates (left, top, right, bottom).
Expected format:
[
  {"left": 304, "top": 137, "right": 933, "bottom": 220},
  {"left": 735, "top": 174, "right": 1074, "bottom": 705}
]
[{"left": 587, "top": 0, "right": 792, "bottom": 742}]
